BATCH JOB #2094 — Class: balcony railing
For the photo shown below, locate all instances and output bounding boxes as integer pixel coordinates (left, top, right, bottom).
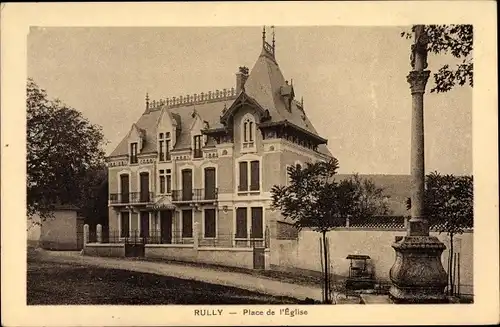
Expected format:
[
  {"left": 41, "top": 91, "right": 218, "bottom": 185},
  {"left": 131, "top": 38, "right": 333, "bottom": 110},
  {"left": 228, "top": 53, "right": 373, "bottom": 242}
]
[
  {"left": 109, "top": 192, "right": 154, "bottom": 204},
  {"left": 171, "top": 188, "right": 218, "bottom": 202}
]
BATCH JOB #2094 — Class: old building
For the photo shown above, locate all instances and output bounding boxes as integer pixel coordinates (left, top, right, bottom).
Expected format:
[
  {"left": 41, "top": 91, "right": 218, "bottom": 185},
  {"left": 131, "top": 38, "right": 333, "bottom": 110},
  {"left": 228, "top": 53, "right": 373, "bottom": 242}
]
[{"left": 106, "top": 28, "right": 332, "bottom": 250}]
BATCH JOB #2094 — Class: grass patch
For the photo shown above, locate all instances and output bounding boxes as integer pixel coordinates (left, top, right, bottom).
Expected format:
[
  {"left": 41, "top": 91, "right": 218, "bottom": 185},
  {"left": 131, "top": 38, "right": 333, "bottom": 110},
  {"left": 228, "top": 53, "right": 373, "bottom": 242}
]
[{"left": 27, "top": 257, "right": 300, "bottom": 305}]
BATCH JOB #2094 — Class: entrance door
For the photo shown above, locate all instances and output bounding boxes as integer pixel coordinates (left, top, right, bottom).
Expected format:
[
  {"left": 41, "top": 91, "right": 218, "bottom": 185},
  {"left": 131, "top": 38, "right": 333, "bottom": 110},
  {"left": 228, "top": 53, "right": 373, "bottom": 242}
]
[
  {"left": 120, "top": 174, "right": 129, "bottom": 203},
  {"left": 160, "top": 210, "right": 173, "bottom": 244},
  {"left": 182, "top": 169, "right": 192, "bottom": 201},
  {"left": 140, "top": 172, "right": 150, "bottom": 202},
  {"left": 204, "top": 167, "right": 216, "bottom": 200}
]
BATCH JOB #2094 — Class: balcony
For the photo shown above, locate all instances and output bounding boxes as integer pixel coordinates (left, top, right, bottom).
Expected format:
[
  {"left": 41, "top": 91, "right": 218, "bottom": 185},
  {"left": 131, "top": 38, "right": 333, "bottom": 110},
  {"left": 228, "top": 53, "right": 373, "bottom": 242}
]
[
  {"left": 171, "top": 188, "right": 218, "bottom": 203},
  {"left": 109, "top": 192, "right": 154, "bottom": 205}
]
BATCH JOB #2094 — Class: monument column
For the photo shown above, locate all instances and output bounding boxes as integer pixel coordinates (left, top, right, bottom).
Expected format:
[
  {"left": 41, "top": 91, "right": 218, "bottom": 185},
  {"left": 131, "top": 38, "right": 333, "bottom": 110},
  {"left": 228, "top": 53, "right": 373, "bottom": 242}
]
[{"left": 389, "top": 25, "right": 448, "bottom": 303}]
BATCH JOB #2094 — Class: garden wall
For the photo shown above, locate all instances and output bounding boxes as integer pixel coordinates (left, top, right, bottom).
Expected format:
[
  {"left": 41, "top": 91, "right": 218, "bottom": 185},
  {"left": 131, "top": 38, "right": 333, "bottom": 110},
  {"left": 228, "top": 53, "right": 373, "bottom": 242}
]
[{"left": 272, "top": 228, "right": 473, "bottom": 294}]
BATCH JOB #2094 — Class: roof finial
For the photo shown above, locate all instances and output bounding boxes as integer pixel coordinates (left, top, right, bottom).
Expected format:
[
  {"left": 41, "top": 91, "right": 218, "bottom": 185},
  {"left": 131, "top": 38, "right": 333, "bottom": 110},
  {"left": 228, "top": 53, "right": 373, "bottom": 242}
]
[
  {"left": 145, "top": 92, "right": 150, "bottom": 110},
  {"left": 301, "top": 96, "right": 304, "bottom": 108},
  {"left": 262, "top": 26, "right": 266, "bottom": 44}
]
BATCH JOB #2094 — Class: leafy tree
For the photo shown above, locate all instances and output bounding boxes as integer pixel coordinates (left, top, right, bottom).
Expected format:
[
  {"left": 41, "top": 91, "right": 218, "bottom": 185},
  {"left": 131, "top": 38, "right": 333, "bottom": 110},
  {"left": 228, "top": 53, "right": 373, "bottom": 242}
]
[
  {"left": 27, "top": 78, "right": 107, "bottom": 222},
  {"left": 271, "top": 159, "right": 389, "bottom": 302},
  {"left": 406, "top": 171, "right": 473, "bottom": 295},
  {"left": 343, "top": 174, "right": 392, "bottom": 220},
  {"left": 402, "top": 24, "right": 473, "bottom": 93}
]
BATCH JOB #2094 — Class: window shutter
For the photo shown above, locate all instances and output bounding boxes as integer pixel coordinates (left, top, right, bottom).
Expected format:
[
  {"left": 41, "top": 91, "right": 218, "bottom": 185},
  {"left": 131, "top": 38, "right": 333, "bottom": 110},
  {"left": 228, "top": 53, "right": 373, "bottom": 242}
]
[
  {"left": 182, "top": 210, "right": 193, "bottom": 238},
  {"left": 251, "top": 207, "right": 263, "bottom": 238},
  {"left": 204, "top": 209, "right": 216, "bottom": 238},
  {"left": 239, "top": 161, "right": 248, "bottom": 191},
  {"left": 121, "top": 212, "right": 130, "bottom": 238},
  {"left": 250, "top": 160, "right": 260, "bottom": 191},
  {"left": 235, "top": 208, "right": 247, "bottom": 238}
]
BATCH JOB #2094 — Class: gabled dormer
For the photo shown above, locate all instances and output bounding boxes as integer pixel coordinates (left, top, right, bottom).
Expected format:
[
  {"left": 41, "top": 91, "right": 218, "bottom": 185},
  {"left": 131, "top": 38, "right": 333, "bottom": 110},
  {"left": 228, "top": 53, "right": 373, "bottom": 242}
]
[
  {"left": 156, "top": 107, "right": 179, "bottom": 162},
  {"left": 127, "top": 123, "right": 145, "bottom": 164},
  {"left": 189, "top": 109, "right": 206, "bottom": 159}
]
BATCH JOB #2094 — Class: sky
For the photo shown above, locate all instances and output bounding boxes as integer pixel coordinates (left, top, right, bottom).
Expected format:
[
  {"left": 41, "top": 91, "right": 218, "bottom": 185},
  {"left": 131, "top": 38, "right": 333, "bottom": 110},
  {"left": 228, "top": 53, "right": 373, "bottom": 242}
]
[{"left": 27, "top": 26, "right": 472, "bottom": 175}]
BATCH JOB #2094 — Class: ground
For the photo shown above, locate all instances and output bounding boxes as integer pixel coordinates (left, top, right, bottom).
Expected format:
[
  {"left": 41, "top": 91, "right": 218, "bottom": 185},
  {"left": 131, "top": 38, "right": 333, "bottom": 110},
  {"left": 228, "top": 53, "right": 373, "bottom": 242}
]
[{"left": 27, "top": 251, "right": 300, "bottom": 305}]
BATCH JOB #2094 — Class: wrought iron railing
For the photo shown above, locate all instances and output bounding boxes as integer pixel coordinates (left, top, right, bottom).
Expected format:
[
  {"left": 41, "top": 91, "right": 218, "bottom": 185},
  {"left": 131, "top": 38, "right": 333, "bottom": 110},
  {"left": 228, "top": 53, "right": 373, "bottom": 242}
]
[
  {"left": 92, "top": 229, "right": 269, "bottom": 248},
  {"left": 171, "top": 188, "right": 218, "bottom": 202},
  {"left": 109, "top": 192, "right": 154, "bottom": 204}
]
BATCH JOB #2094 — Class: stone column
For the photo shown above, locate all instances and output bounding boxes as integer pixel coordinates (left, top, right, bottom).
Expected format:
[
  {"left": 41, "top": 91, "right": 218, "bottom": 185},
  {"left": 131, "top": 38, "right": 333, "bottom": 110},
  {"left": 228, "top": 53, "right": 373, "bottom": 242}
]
[
  {"left": 96, "top": 224, "right": 102, "bottom": 243},
  {"left": 389, "top": 25, "right": 448, "bottom": 303}
]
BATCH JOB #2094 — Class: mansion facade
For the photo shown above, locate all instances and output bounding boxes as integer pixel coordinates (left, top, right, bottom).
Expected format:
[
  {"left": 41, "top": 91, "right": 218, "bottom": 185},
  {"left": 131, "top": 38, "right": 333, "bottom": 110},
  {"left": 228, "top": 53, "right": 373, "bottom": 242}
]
[{"left": 106, "top": 28, "right": 332, "bottom": 248}]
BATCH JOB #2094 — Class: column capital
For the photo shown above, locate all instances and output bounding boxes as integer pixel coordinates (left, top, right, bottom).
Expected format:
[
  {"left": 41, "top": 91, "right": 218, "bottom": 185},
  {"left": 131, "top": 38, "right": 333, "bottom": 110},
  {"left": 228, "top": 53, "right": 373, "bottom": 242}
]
[{"left": 407, "top": 70, "right": 430, "bottom": 95}]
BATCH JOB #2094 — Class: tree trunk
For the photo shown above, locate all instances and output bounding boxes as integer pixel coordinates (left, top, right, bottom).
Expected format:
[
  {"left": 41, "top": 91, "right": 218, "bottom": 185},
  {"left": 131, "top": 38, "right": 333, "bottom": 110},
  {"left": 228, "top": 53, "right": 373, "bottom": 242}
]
[
  {"left": 322, "top": 231, "right": 329, "bottom": 303},
  {"left": 449, "top": 233, "right": 454, "bottom": 296}
]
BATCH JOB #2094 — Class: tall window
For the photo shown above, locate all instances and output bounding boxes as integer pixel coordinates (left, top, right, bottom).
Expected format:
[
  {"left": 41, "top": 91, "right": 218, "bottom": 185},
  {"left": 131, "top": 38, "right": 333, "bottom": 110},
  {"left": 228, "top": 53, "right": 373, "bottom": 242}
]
[
  {"left": 158, "top": 132, "right": 171, "bottom": 161},
  {"left": 182, "top": 209, "right": 193, "bottom": 238},
  {"left": 238, "top": 160, "right": 260, "bottom": 192},
  {"left": 159, "top": 169, "right": 172, "bottom": 194},
  {"left": 251, "top": 207, "right": 263, "bottom": 238},
  {"left": 120, "top": 212, "right": 130, "bottom": 237},
  {"left": 235, "top": 208, "right": 247, "bottom": 238},
  {"left": 130, "top": 142, "right": 138, "bottom": 164},
  {"left": 204, "top": 209, "right": 216, "bottom": 238},
  {"left": 235, "top": 207, "right": 263, "bottom": 239},
  {"left": 193, "top": 135, "right": 203, "bottom": 158},
  {"left": 242, "top": 114, "right": 256, "bottom": 150}
]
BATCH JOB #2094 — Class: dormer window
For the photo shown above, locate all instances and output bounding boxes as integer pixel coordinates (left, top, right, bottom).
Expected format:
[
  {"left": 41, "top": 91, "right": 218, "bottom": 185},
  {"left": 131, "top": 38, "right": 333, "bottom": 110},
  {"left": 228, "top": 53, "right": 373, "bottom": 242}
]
[
  {"left": 158, "top": 132, "right": 171, "bottom": 161},
  {"left": 242, "top": 114, "right": 256, "bottom": 152},
  {"left": 193, "top": 135, "right": 203, "bottom": 158},
  {"left": 130, "top": 142, "right": 138, "bottom": 164}
]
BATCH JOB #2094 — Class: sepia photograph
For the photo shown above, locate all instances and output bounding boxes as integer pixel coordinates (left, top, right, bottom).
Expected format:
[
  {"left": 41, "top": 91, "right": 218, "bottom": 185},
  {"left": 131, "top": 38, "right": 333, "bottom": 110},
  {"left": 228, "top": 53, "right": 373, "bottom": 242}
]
[{"left": 2, "top": 2, "right": 498, "bottom": 326}]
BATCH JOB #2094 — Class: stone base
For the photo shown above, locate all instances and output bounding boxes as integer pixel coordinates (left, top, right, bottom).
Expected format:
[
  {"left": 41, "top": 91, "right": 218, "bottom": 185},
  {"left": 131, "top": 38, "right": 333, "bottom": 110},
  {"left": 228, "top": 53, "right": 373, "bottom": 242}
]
[{"left": 389, "top": 235, "right": 448, "bottom": 304}]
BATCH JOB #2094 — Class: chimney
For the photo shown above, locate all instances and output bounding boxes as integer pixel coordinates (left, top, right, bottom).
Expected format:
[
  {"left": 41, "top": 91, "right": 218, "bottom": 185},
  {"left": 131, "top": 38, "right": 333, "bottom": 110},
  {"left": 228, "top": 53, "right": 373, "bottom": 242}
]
[{"left": 236, "top": 66, "right": 249, "bottom": 93}]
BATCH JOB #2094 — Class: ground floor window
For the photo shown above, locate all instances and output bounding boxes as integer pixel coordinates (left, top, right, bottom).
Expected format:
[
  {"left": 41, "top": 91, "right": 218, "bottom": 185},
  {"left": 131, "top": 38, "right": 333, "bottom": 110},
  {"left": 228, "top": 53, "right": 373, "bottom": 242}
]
[
  {"left": 235, "top": 207, "right": 263, "bottom": 239},
  {"left": 235, "top": 208, "right": 247, "bottom": 238},
  {"left": 140, "top": 212, "right": 149, "bottom": 237},
  {"left": 204, "top": 208, "right": 216, "bottom": 238},
  {"left": 251, "top": 207, "right": 263, "bottom": 238},
  {"left": 182, "top": 209, "right": 193, "bottom": 238},
  {"left": 120, "top": 212, "right": 130, "bottom": 237}
]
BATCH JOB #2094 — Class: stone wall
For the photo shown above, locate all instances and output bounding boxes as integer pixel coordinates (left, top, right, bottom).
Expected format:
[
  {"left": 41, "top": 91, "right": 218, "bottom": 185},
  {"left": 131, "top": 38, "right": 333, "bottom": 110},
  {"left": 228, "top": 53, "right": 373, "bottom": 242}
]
[{"left": 273, "top": 228, "right": 473, "bottom": 294}]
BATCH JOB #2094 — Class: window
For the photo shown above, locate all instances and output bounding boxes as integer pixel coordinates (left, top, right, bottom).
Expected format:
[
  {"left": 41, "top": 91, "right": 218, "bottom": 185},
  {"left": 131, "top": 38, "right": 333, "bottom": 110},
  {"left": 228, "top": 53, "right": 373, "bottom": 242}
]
[
  {"left": 238, "top": 162, "right": 248, "bottom": 191},
  {"left": 193, "top": 135, "right": 203, "bottom": 158},
  {"left": 238, "top": 160, "right": 260, "bottom": 192},
  {"left": 242, "top": 114, "right": 256, "bottom": 151},
  {"left": 159, "top": 169, "right": 172, "bottom": 194},
  {"left": 120, "top": 212, "right": 130, "bottom": 237},
  {"left": 130, "top": 143, "right": 138, "bottom": 164},
  {"left": 140, "top": 212, "right": 149, "bottom": 238},
  {"left": 251, "top": 207, "right": 263, "bottom": 238},
  {"left": 204, "top": 209, "right": 216, "bottom": 238},
  {"left": 182, "top": 209, "right": 193, "bottom": 238},
  {"left": 235, "top": 208, "right": 247, "bottom": 238},
  {"left": 158, "top": 133, "right": 171, "bottom": 161},
  {"left": 235, "top": 207, "right": 264, "bottom": 239}
]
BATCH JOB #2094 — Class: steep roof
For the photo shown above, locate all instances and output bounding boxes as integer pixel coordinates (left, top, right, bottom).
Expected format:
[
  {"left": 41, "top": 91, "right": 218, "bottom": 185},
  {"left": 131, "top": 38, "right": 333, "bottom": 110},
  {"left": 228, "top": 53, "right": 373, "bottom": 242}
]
[
  {"left": 109, "top": 98, "right": 232, "bottom": 157},
  {"left": 108, "top": 31, "right": 332, "bottom": 158}
]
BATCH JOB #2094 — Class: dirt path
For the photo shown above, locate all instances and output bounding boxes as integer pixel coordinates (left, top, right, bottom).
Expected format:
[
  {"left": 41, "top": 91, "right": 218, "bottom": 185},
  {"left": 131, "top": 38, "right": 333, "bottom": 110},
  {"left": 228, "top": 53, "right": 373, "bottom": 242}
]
[{"left": 33, "top": 249, "right": 324, "bottom": 302}]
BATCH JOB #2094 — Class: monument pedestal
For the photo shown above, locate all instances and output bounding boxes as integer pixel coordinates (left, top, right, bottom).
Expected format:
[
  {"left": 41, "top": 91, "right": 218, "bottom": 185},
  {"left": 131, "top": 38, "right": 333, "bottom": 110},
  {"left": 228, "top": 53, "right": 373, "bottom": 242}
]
[{"left": 389, "top": 235, "right": 448, "bottom": 303}]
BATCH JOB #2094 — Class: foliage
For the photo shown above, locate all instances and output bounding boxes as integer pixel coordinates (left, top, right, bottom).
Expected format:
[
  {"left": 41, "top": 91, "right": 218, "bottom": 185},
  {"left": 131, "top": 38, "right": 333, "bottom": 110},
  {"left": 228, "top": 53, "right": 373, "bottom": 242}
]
[
  {"left": 401, "top": 24, "right": 473, "bottom": 93},
  {"left": 271, "top": 159, "right": 390, "bottom": 233},
  {"left": 27, "top": 78, "right": 107, "bottom": 221},
  {"left": 406, "top": 171, "right": 474, "bottom": 234},
  {"left": 344, "top": 174, "right": 392, "bottom": 218},
  {"left": 79, "top": 165, "right": 109, "bottom": 227}
]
